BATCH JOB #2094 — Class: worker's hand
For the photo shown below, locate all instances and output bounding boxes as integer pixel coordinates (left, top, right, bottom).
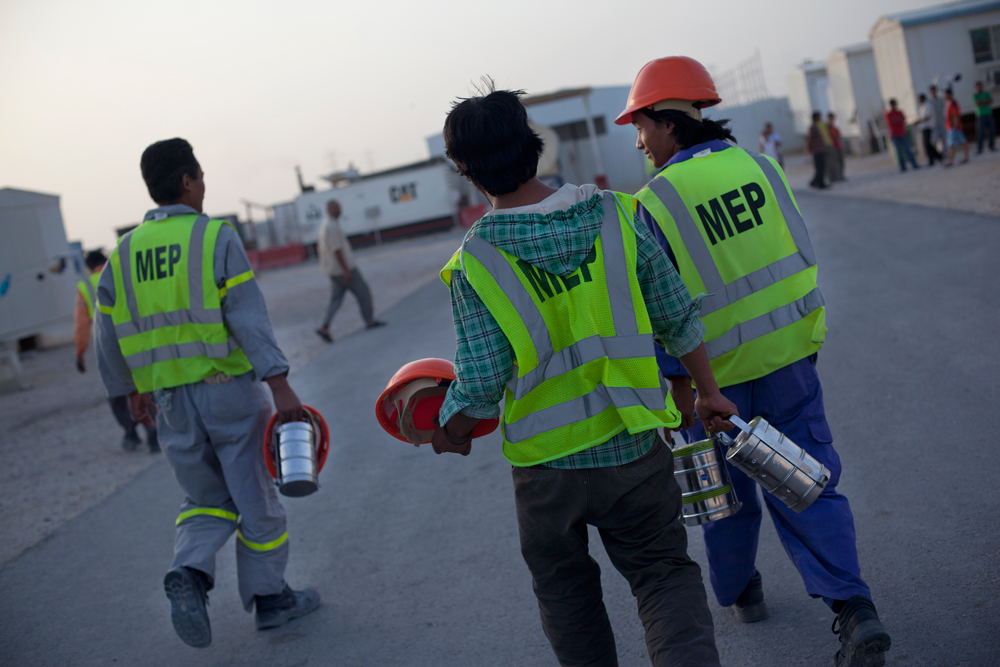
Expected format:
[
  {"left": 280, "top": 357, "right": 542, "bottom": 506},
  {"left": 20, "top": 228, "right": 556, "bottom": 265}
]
[
  {"left": 694, "top": 390, "right": 738, "bottom": 435},
  {"left": 128, "top": 391, "right": 157, "bottom": 427},
  {"left": 431, "top": 427, "right": 472, "bottom": 456},
  {"left": 341, "top": 270, "right": 352, "bottom": 287},
  {"left": 265, "top": 374, "right": 304, "bottom": 423},
  {"left": 430, "top": 412, "right": 480, "bottom": 456},
  {"left": 75, "top": 354, "right": 86, "bottom": 374},
  {"left": 667, "top": 376, "right": 696, "bottom": 431}
]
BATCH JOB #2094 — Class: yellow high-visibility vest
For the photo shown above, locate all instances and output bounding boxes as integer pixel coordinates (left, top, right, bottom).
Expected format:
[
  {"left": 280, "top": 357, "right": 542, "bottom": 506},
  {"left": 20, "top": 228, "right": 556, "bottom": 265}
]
[
  {"left": 441, "top": 192, "right": 680, "bottom": 466},
  {"left": 636, "top": 147, "right": 826, "bottom": 388},
  {"left": 104, "top": 214, "right": 253, "bottom": 392},
  {"left": 77, "top": 271, "right": 101, "bottom": 319}
]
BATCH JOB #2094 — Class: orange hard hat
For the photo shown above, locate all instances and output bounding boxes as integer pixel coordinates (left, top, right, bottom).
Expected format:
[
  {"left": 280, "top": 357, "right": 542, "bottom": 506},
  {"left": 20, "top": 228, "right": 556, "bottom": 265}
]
[
  {"left": 375, "top": 358, "right": 499, "bottom": 445},
  {"left": 615, "top": 56, "right": 721, "bottom": 126}
]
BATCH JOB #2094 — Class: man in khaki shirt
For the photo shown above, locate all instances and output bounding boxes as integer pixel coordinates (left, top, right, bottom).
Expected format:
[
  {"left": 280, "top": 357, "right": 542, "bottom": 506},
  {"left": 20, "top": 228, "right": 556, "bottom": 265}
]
[{"left": 316, "top": 199, "right": 385, "bottom": 342}]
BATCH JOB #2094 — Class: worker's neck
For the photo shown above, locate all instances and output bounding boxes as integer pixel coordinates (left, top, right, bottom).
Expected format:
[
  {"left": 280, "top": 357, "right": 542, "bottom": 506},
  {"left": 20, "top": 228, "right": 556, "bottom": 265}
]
[
  {"left": 489, "top": 178, "right": 558, "bottom": 212},
  {"left": 158, "top": 196, "right": 203, "bottom": 213}
]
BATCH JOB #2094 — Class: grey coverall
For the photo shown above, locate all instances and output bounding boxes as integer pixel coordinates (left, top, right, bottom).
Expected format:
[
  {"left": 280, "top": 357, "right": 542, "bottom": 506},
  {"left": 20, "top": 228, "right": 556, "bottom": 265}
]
[{"left": 96, "top": 204, "right": 291, "bottom": 610}]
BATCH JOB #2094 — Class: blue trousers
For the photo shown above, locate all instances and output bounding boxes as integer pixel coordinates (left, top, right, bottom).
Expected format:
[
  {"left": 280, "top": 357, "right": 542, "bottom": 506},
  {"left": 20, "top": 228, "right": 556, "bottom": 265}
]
[{"left": 681, "top": 356, "right": 871, "bottom": 609}]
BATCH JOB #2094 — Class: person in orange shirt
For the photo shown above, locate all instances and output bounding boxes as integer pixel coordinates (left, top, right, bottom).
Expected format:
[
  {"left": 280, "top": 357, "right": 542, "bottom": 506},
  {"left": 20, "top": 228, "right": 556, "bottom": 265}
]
[{"left": 75, "top": 249, "right": 159, "bottom": 453}]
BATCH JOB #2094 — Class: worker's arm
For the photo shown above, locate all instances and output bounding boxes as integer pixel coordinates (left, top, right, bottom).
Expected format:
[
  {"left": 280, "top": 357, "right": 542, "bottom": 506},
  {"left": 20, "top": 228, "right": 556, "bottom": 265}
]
[
  {"left": 432, "top": 270, "right": 512, "bottom": 455},
  {"left": 73, "top": 292, "right": 90, "bottom": 372},
  {"left": 334, "top": 249, "right": 352, "bottom": 285},
  {"left": 634, "top": 214, "right": 737, "bottom": 432},
  {"left": 215, "top": 225, "right": 302, "bottom": 422}
]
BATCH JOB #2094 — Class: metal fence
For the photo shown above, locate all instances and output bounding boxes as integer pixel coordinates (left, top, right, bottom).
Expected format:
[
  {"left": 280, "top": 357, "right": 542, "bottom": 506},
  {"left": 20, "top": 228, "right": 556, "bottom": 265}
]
[{"left": 714, "top": 50, "right": 771, "bottom": 110}]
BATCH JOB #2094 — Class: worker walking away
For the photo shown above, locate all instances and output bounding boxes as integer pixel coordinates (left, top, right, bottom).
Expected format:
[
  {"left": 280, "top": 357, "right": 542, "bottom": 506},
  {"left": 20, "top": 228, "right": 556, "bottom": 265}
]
[
  {"left": 434, "top": 84, "right": 738, "bottom": 667},
  {"left": 617, "top": 56, "right": 891, "bottom": 667},
  {"left": 315, "top": 199, "right": 385, "bottom": 343},
  {"left": 75, "top": 249, "right": 159, "bottom": 453},
  {"left": 95, "top": 138, "right": 319, "bottom": 648}
]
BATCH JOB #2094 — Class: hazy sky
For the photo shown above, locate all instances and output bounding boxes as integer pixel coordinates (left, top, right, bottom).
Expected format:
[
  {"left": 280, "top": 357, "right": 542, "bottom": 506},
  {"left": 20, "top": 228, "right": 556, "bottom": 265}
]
[{"left": 1, "top": 0, "right": 939, "bottom": 249}]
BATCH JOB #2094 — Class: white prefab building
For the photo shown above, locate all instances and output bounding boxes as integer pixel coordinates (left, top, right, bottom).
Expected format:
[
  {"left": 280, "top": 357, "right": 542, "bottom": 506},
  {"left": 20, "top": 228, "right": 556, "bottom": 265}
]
[
  {"left": 293, "top": 157, "right": 462, "bottom": 247},
  {"left": 826, "top": 43, "right": 885, "bottom": 154},
  {"left": 870, "top": 0, "right": 1000, "bottom": 121},
  {"left": 787, "top": 62, "right": 832, "bottom": 134},
  {"left": 0, "top": 188, "right": 79, "bottom": 346}
]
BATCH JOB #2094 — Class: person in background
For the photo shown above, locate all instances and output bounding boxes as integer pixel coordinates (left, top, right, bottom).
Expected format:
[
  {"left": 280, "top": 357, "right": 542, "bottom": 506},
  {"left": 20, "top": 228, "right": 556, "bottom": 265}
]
[
  {"left": 758, "top": 122, "right": 783, "bottom": 167},
  {"left": 807, "top": 112, "right": 828, "bottom": 189},
  {"left": 315, "top": 199, "right": 385, "bottom": 343},
  {"left": 826, "top": 112, "right": 845, "bottom": 182},
  {"left": 884, "top": 99, "right": 919, "bottom": 172},
  {"left": 973, "top": 81, "right": 996, "bottom": 154},
  {"left": 928, "top": 85, "right": 947, "bottom": 157},
  {"left": 944, "top": 89, "right": 970, "bottom": 166},
  {"left": 75, "top": 249, "right": 158, "bottom": 453},
  {"left": 917, "top": 93, "right": 943, "bottom": 166}
]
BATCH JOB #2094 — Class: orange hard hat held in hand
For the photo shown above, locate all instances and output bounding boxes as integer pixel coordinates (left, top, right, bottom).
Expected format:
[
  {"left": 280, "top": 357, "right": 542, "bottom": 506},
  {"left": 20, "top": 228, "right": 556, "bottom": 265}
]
[
  {"left": 375, "top": 358, "right": 499, "bottom": 446},
  {"left": 615, "top": 56, "right": 722, "bottom": 126}
]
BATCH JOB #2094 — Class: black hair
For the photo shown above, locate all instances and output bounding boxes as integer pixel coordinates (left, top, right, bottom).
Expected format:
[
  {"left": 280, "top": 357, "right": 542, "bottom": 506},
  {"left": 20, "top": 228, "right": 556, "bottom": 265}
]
[
  {"left": 919, "top": 93, "right": 927, "bottom": 101},
  {"left": 443, "top": 82, "right": 544, "bottom": 197},
  {"left": 889, "top": 98, "right": 898, "bottom": 106},
  {"left": 140, "top": 138, "right": 200, "bottom": 204},
  {"left": 812, "top": 111, "right": 822, "bottom": 121},
  {"left": 636, "top": 108, "right": 735, "bottom": 149},
  {"left": 85, "top": 249, "right": 107, "bottom": 270}
]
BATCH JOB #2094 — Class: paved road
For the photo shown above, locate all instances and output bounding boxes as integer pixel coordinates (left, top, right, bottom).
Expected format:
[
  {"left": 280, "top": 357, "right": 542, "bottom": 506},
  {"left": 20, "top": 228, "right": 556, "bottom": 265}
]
[{"left": 1, "top": 193, "right": 997, "bottom": 666}]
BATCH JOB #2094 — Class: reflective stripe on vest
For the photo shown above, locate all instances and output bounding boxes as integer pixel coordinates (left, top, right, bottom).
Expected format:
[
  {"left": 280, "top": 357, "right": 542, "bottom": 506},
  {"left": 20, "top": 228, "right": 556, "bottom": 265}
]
[{"left": 458, "top": 192, "right": 675, "bottom": 448}]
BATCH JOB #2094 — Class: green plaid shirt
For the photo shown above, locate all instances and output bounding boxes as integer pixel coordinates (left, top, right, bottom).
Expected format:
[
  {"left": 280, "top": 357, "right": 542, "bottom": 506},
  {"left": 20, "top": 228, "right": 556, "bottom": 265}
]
[{"left": 440, "top": 190, "right": 704, "bottom": 469}]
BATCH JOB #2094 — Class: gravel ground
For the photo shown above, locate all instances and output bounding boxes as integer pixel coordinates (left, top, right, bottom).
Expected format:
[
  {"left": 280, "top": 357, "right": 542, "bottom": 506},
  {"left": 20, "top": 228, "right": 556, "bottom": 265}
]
[
  {"left": 782, "top": 147, "right": 1000, "bottom": 217},
  {"left": 0, "top": 227, "right": 466, "bottom": 567}
]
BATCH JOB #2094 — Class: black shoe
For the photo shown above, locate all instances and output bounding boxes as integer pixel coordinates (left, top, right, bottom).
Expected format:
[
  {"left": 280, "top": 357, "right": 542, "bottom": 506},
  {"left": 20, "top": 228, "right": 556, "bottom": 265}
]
[
  {"left": 121, "top": 430, "right": 141, "bottom": 451},
  {"left": 366, "top": 320, "right": 387, "bottom": 329},
  {"left": 315, "top": 328, "right": 333, "bottom": 343},
  {"left": 164, "top": 567, "right": 211, "bottom": 648},
  {"left": 832, "top": 595, "right": 891, "bottom": 667},
  {"left": 732, "top": 570, "right": 769, "bottom": 623},
  {"left": 255, "top": 585, "right": 321, "bottom": 630},
  {"left": 147, "top": 431, "right": 161, "bottom": 454}
]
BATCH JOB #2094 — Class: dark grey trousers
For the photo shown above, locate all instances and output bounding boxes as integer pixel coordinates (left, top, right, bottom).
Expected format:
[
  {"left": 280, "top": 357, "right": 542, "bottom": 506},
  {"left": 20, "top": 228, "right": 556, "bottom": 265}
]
[
  {"left": 512, "top": 437, "right": 720, "bottom": 667},
  {"left": 321, "top": 268, "right": 373, "bottom": 329}
]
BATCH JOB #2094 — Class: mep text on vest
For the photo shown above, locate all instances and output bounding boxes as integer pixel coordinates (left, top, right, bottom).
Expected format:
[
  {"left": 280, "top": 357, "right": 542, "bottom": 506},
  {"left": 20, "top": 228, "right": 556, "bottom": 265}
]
[
  {"left": 517, "top": 247, "right": 598, "bottom": 304},
  {"left": 135, "top": 245, "right": 182, "bottom": 283},
  {"left": 695, "top": 183, "right": 766, "bottom": 245}
]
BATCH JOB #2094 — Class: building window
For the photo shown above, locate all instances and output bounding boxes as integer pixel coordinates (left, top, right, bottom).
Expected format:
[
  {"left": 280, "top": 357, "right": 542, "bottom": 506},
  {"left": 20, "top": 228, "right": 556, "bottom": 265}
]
[
  {"left": 552, "top": 117, "right": 607, "bottom": 142},
  {"left": 970, "top": 26, "right": 998, "bottom": 63}
]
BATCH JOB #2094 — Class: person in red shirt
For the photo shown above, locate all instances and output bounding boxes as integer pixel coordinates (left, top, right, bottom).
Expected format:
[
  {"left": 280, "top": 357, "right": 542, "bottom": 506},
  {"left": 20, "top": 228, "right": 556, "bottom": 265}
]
[
  {"left": 944, "top": 88, "right": 970, "bottom": 166},
  {"left": 884, "top": 99, "right": 919, "bottom": 172}
]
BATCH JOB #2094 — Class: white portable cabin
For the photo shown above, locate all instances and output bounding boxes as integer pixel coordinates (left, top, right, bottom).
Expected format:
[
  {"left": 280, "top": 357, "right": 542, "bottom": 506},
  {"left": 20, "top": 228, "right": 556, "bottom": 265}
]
[
  {"left": 787, "top": 61, "right": 832, "bottom": 135},
  {"left": 0, "top": 188, "right": 79, "bottom": 347},
  {"left": 826, "top": 43, "right": 884, "bottom": 154},
  {"left": 871, "top": 0, "right": 1000, "bottom": 120},
  {"left": 293, "top": 157, "right": 461, "bottom": 247}
]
